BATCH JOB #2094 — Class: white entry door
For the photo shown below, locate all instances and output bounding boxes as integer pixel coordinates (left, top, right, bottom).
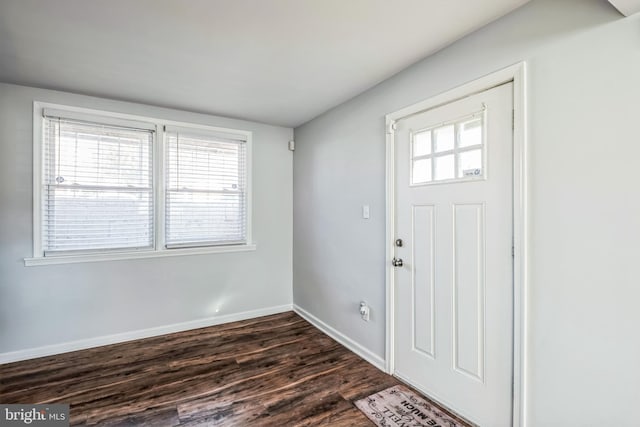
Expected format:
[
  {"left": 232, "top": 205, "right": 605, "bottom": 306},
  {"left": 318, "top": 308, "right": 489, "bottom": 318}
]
[{"left": 393, "top": 82, "right": 514, "bottom": 426}]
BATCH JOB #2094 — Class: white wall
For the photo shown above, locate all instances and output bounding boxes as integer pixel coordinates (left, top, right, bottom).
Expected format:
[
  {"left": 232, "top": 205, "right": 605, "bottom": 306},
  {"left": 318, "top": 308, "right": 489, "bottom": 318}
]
[
  {"left": 293, "top": 0, "right": 640, "bottom": 425},
  {"left": 0, "top": 83, "right": 293, "bottom": 357}
]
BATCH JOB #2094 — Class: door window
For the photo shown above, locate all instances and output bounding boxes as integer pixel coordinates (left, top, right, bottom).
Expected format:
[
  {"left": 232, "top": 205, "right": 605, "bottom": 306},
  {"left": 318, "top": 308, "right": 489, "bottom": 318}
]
[{"left": 410, "top": 112, "right": 485, "bottom": 185}]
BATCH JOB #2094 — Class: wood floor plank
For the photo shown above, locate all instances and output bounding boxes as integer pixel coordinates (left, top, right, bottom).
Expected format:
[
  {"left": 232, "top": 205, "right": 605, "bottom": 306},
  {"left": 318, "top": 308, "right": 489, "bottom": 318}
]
[
  {"left": 85, "top": 406, "right": 180, "bottom": 427},
  {"left": 0, "top": 311, "right": 471, "bottom": 426},
  {"left": 336, "top": 359, "right": 400, "bottom": 401},
  {"left": 177, "top": 347, "right": 350, "bottom": 420}
]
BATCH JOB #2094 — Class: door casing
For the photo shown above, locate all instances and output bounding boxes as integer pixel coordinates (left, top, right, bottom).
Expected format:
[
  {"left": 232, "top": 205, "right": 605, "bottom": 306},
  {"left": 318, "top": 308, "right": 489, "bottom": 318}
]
[{"left": 384, "top": 62, "right": 528, "bottom": 427}]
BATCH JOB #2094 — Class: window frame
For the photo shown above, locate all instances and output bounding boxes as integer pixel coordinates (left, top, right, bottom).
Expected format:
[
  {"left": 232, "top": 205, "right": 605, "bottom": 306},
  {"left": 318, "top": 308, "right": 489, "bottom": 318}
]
[
  {"left": 26, "top": 102, "right": 255, "bottom": 266},
  {"left": 163, "top": 125, "right": 249, "bottom": 249},
  {"left": 409, "top": 109, "right": 487, "bottom": 187}
]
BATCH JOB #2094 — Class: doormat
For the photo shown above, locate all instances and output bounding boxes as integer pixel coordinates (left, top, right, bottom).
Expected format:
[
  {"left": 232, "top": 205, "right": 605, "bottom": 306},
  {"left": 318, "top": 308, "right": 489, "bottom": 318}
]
[{"left": 354, "top": 385, "right": 464, "bottom": 427}]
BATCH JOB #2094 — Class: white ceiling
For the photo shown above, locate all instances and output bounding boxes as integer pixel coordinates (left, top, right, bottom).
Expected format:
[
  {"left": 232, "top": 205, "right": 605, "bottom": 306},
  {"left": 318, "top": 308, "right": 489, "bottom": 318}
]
[{"left": 0, "top": 0, "right": 530, "bottom": 127}]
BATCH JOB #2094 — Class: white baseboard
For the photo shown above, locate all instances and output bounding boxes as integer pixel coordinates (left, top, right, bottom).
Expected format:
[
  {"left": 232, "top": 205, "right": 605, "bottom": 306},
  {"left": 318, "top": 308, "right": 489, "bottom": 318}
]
[
  {"left": 293, "top": 304, "right": 386, "bottom": 371},
  {"left": 0, "top": 304, "right": 293, "bottom": 364}
]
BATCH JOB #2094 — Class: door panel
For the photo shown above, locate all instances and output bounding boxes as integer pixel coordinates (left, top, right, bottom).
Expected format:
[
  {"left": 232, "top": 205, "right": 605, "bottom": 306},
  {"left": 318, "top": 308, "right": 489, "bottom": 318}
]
[
  {"left": 394, "top": 82, "right": 513, "bottom": 427},
  {"left": 412, "top": 204, "right": 435, "bottom": 358},
  {"left": 453, "top": 202, "right": 485, "bottom": 381}
]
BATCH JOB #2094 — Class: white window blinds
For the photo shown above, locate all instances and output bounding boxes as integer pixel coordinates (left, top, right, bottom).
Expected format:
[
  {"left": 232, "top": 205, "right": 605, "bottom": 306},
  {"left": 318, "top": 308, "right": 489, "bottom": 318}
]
[
  {"left": 165, "top": 128, "right": 247, "bottom": 248},
  {"left": 42, "top": 116, "right": 154, "bottom": 254}
]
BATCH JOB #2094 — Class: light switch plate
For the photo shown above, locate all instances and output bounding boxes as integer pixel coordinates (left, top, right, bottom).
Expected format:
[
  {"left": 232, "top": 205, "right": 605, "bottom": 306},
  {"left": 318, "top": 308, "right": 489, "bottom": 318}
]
[{"left": 362, "top": 205, "right": 370, "bottom": 219}]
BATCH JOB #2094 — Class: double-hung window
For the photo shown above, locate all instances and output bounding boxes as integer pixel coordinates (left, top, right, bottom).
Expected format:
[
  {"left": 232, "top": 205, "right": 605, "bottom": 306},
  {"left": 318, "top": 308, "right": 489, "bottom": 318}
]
[
  {"left": 41, "top": 112, "right": 155, "bottom": 254},
  {"left": 164, "top": 127, "right": 247, "bottom": 248},
  {"left": 28, "top": 104, "right": 253, "bottom": 265}
]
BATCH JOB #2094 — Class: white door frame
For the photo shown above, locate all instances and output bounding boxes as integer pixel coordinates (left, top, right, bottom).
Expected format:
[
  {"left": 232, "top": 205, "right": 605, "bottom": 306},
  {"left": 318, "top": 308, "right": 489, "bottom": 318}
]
[{"left": 385, "top": 62, "right": 528, "bottom": 427}]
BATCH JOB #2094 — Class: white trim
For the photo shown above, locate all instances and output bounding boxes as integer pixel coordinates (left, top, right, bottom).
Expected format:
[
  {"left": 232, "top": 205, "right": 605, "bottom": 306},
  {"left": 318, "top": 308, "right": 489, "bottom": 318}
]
[
  {"left": 24, "top": 244, "right": 257, "bottom": 266},
  {"left": 245, "top": 131, "right": 253, "bottom": 246},
  {"left": 42, "top": 107, "right": 157, "bottom": 131},
  {"left": 511, "top": 62, "right": 529, "bottom": 427},
  {"left": 293, "top": 304, "right": 386, "bottom": 371},
  {"left": 164, "top": 124, "right": 248, "bottom": 142},
  {"left": 32, "top": 102, "right": 43, "bottom": 257},
  {"left": 34, "top": 102, "right": 253, "bottom": 141},
  {"left": 30, "top": 101, "right": 254, "bottom": 264},
  {"left": 156, "top": 124, "right": 166, "bottom": 251},
  {"left": 385, "top": 118, "right": 396, "bottom": 374},
  {"left": 0, "top": 304, "right": 292, "bottom": 364},
  {"left": 385, "top": 62, "right": 528, "bottom": 427}
]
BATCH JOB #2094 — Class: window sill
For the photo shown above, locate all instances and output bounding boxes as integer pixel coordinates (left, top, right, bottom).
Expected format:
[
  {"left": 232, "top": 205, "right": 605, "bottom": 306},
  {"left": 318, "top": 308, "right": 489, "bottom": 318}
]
[{"left": 24, "top": 244, "right": 257, "bottom": 267}]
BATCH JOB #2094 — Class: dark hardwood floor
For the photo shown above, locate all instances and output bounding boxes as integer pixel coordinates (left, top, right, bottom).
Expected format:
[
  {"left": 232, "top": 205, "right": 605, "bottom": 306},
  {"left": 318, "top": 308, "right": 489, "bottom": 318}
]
[{"left": 0, "top": 312, "right": 469, "bottom": 426}]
